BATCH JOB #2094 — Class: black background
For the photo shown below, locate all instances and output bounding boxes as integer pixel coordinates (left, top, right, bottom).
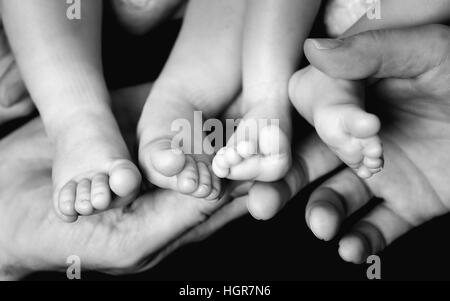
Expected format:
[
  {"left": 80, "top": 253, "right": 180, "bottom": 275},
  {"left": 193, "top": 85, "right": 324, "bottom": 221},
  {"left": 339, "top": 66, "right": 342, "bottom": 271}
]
[{"left": 1, "top": 2, "right": 448, "bottom": 281}]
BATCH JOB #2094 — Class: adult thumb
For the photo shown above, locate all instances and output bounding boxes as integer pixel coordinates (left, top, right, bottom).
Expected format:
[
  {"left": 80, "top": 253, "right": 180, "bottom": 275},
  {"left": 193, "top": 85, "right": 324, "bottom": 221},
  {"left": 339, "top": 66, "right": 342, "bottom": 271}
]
[{"left": 304, "top": 24, "right": 450, "bottom": 80}]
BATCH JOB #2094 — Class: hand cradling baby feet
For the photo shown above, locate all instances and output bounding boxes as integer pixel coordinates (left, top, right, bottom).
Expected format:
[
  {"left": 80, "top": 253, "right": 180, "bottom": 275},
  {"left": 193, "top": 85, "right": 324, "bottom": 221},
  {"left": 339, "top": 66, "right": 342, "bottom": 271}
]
[{"left": 7, "top": 0, "right": 447, "bottom": 227}]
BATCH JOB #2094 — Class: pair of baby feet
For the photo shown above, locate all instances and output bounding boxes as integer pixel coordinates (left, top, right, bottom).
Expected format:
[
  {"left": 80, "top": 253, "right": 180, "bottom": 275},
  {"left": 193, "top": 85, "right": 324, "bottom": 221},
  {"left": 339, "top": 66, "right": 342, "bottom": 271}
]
[
  {"left": 135, "top": 65, "right": 383, "bottom": 209},
  {"left": 52, "top": 65, "right": 384, "bottom": 223}
]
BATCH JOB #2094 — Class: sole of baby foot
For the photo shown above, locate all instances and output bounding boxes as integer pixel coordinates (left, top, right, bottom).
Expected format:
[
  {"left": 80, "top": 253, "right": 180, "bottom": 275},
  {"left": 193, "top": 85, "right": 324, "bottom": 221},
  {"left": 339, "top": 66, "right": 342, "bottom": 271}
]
[
  {"left": 139, "top": 137, "right": 221, "bottom": 200},
  {"left": 53, "top": 118, "right": 142, "bottom": 222},
  {"left": 315, "top": 104, "right": 383, "bottom": 179},
  {"left": 212, "top": 120, "right": 291, "bottom": 182},
  {"left": 56, "top": 158, "right": 141, "bottom": 222}
]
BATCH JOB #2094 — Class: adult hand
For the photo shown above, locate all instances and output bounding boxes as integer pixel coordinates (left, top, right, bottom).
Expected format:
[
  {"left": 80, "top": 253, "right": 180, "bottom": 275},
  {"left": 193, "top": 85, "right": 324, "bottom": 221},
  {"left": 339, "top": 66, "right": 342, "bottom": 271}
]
[
  {"left": 0, "top": 84, "right": 249, "bottom": 280},
  {"left": 248, "top": 24, "right": 450, "bottom": 264}
]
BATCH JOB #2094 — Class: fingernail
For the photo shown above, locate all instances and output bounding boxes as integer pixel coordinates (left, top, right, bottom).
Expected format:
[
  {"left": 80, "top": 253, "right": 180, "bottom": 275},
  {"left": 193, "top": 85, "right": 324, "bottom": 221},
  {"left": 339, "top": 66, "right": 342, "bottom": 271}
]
[{"left": 308, "top": 38, "right": 344, "bottom": 50}]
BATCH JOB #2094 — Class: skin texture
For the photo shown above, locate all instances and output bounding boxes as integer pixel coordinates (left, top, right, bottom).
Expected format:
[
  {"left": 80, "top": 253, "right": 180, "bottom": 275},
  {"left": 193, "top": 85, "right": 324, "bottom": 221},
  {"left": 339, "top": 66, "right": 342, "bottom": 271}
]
[
  {"left": 253, "top": 24, "right": 450, "bottom": 264},
  {"left": 0, "top": 84, "right": 251, "bottom": 280},
  {"left": 212, "top": 0, "right": 320, "bottom": 182},
  {"left": 0, "top": 6, "right": 28, "bottom": 108},
  {"left": 2, "top": 0, "right": 142, "bottom": 221},
  {"left": 137, "top": 0, "right": 245, "bottom": 198},
  {"left": 1, "top": 25, "right": 450, "bottom": 277},
  {"left": 291, "top": 0, "right": 450, "bottom": 180}
]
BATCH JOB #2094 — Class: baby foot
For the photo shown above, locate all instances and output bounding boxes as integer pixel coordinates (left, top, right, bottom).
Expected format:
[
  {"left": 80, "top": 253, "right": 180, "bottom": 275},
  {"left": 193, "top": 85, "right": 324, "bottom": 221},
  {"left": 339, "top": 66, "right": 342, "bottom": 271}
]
[
  {"left": 54, "top": 112, "right": 141, "bottom": 222},
  {"left": 289, "top": 66, "right": 383, "bottom": 179},
  {"left": 138, "top": 96, "right": 221, "bottom": 200},
  {"left": 314, "top": 104, "right": 383, "bottom": 179},
  {"left": 212, "top": 102, "right": 291, "bottom": 182}
]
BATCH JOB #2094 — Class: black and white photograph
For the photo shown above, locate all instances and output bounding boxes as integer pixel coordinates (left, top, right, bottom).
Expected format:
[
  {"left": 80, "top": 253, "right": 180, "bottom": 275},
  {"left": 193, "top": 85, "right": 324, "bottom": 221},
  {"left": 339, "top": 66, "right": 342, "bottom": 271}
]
[{"left": 0, "top": 0, "right": 450, "bottom": 286}]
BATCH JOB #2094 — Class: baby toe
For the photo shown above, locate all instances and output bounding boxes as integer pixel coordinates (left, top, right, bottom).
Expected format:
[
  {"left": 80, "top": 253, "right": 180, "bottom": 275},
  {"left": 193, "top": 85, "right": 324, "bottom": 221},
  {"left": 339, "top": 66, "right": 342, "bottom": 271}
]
[
  {"left": 344, "top": 110, "right": 381, "bottom": 139},
  {"left": 58, "top": 181, "right": 77, "bottom": 217},
  {"left": 236, "top": 141, "right": 257, "bottom": 158},
  {"left": 177, "top": 156, "right": 199, "bottom": 194},
  {"left": 192, "top": 161, "right": 212, "bottom": 198},
  {"left": 207, "top": 170, "right": 222, "bottom": 201},
  {"left": 224, "top": 147, "right": 242, "bottom": 166},
  {"left": 356, "top": 166, "right": 372, "bottom": 179},
  {"left": 362, "top": 140, "right": 383, "bottom": 158},
  {"left": 91, "top": 174, "right": 112, "bottom": 211},
  {"left": 109, "top": 159, "right": 141, "bottom": 197},
  {"left": 363, "top": 157, "right": 383, "bottom": 169},
  {"left": 145, "top": 139, "right": 186, "bottom": 177},
  {"left": 75, "top": 179, "right": 94, "bottom": 216},
  {"left": 259, "top": 125, "right": 289, "bottom": 156},
  {"left": 212, "top": 151, "right": 230, "bottom": 178}
]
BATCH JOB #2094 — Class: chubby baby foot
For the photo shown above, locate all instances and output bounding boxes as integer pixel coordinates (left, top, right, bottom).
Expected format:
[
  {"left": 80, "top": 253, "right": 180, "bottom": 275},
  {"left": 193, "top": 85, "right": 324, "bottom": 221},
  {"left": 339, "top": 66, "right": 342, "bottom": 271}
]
[
  {"left": 212, "top": 102, "right": 291, "bottom": 182},
  {"left": 54, "top": 112, "right": 141, "bottom": 222},
  {"left": 138, "top": 96, "right": 221, "bottom": 200},
  {"left": 314, "top": 104, "right": 383, "bottom": 178},
  {"left": 289, "top": 66, "right": 383, "bottom": 179}
]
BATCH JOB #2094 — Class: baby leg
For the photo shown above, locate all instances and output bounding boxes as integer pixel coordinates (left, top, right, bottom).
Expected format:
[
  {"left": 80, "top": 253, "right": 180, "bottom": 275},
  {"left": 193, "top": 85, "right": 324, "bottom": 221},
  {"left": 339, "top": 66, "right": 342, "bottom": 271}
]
[
  {"left": 0, "top": 15, "right": 27, "bottom": 108},
  {"left": 2, "top": 0, "right": 141, "bottom": 222},
  {"left": 138, "top": 0, "right": 246, "bottom": 199},
  {"left": 213, "top": 0, "right": 321, "bottom": 182}
]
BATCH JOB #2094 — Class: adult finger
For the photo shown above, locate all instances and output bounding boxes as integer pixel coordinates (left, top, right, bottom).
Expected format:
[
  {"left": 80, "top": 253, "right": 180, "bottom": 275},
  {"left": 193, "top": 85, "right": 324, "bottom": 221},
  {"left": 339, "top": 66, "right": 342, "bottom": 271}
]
[
  {"left": 304, "top": 24, "right": 450, "bottom": 80},
  {"left": 305, "top": 168, "right": 372, "bottom": 241},
  {"left": 246, "top": 135, "right": 343, "bottom": 220},
  {"left": 338, "top": 204, "right": 411, "bottom": 264}
]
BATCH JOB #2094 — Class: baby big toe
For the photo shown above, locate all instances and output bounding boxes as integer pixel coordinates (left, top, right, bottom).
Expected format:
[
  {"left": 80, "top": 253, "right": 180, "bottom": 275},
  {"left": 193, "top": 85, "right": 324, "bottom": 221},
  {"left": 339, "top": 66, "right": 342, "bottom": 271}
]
[
  {"left": 109, "top": 159, "right": 141, "bottom": 198},
  {"left": 345, "top": 111, "right": 380, "bottom": 139},
  {"left": 212, "top": 149, "right": 230, "bottom": 178},
  {"left": 75, "top": 179, "right": 94, "bottom": 216},
  {"left": 91, "top": 174, "right": 112, "bottom": 211},
  {"left": 236, "top": 141, "right": 257, "bottom": 158},
  {"left": 145, "top": 139, "right": 186, "bottom": 177}
]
